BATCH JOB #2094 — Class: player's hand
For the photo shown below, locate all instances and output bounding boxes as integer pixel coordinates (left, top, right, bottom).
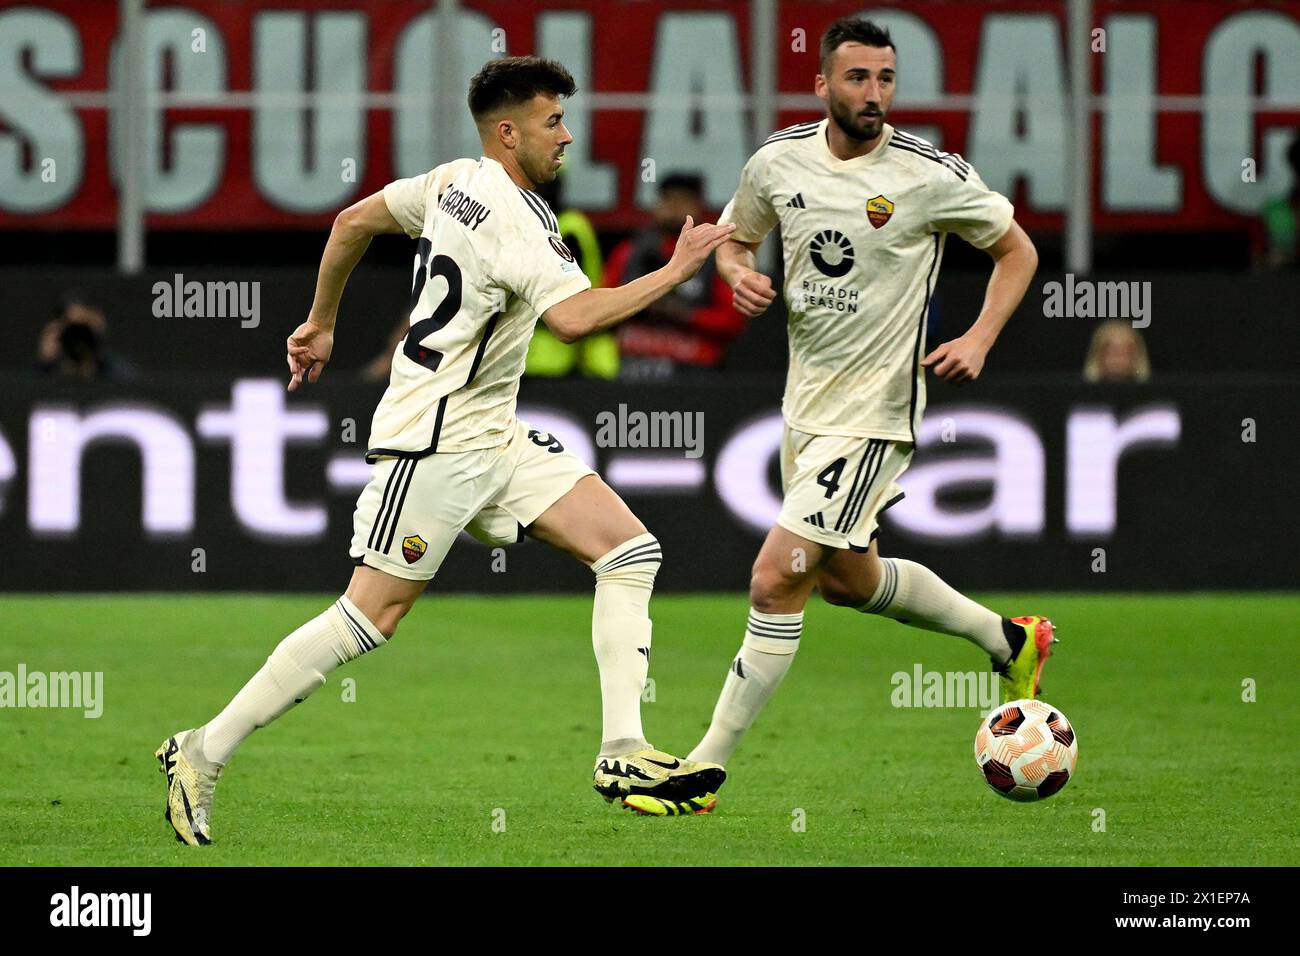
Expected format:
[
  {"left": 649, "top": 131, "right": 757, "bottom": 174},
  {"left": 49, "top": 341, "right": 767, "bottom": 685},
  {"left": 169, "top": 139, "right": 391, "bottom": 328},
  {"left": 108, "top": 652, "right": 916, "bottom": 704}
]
[
  {"left": 922, "top": 335, "right": 988, "bottom": 385},
  {"left": 732, "top": 270, "right": 776, "bottom": 317},
  {"left": 286, "top": 319, "right": 334, "bottom": 392},
  {"left": 667, "top": 216, "right": 737, "bottom": 284}
]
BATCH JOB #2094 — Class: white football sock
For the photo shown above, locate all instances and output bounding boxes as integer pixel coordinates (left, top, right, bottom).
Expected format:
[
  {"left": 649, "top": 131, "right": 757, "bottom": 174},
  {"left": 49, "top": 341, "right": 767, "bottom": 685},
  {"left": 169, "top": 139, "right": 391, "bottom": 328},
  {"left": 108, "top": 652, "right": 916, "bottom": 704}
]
[
  {"left": 858, "top": 557, "right": 1012, "bottom": 662},
  {"left": 591, "top": 533, "right": 660, "bottom": 757},
  {"left": 201, "top": 596, "right": 388, "bottom": 765},
  {"left": 688, "top": 609, "right": 803, "bottom": 766}
]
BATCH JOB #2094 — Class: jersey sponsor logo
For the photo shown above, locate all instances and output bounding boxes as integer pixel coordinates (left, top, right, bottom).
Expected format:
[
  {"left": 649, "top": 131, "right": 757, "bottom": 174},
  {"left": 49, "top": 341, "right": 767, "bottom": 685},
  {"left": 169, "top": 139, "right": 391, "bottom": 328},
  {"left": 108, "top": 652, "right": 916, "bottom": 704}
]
[
  {"left": 437, "top": 185, "right": 492, "bottom": 230},
  {"left": 786, "top": 192, "right": 807, "bottom": 209},
  {"left": 797, "top": 279, "right": 859, "bottom": 314},
  {"left": 401, "top": 534, "right": 428, "bottom": 564},
  {"left": 809, "top": 229, "right": 855, "bottom": 278},
  {"left": 866, "top": 194, "right": 895, "bottom": 229}
]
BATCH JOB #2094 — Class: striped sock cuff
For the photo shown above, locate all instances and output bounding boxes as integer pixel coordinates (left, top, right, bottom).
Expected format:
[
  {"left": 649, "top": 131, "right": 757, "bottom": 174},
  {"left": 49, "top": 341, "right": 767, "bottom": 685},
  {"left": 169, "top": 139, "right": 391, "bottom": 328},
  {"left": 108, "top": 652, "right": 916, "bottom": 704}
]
[
  {"left": 592, "top": 532, "right": 662, "bottom": 576},
  {"left": 859, "top": 558, "right": 901, "bottom": 614},
  {"left": 332, "top": 595, "right": 389, "bottom": 659},
  {"left": 743, "top": 608, "right": 804, "bottom": 655}
]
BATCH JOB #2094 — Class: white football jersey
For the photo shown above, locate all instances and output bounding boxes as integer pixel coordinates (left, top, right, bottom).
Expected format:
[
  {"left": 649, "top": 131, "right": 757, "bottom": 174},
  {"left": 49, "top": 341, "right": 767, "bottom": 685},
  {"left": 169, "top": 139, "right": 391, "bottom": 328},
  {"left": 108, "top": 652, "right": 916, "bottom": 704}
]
[
  {"left": 365, "top": 156, "right": 590, "bottom": 460},
  {"left": 720, "top": 120, "right": 1013, "bottom": 442}
]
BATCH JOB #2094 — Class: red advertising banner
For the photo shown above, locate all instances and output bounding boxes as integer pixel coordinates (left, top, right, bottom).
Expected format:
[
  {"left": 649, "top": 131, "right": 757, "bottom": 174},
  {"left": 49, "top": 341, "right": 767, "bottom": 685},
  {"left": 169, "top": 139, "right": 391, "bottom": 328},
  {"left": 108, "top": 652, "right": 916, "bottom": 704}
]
[{"left": 1, "top": 0, "right": 1297, "bottom": 231}]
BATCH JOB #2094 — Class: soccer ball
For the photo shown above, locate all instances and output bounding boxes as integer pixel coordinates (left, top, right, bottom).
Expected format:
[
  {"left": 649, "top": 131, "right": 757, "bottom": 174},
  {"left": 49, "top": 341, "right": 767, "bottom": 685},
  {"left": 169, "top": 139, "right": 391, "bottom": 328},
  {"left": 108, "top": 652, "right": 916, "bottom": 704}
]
[{"left": 974, "top": 699, "right": 1078, "bottom": 802}]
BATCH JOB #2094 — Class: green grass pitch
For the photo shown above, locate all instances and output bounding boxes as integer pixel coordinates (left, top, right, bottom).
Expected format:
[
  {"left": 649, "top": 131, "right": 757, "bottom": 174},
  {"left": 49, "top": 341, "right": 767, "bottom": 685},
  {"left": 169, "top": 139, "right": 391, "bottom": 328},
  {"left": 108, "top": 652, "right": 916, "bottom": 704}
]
[{"left": 1, "top": 593, "right": 1296, "bottom": 866}]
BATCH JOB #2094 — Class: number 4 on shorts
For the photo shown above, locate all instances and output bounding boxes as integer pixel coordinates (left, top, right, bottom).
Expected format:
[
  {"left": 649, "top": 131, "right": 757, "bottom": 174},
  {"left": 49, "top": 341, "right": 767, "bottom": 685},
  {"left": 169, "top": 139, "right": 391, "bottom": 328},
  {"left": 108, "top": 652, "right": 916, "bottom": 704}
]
[{"left": 816, "top": 457, "right": 847, "bottom": 499}]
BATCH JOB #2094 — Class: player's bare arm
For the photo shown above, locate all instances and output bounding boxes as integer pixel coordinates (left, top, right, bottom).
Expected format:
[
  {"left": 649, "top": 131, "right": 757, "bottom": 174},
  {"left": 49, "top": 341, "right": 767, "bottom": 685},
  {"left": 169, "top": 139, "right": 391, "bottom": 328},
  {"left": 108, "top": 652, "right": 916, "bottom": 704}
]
[
  {"left": 286, "top": 191, "right": 405, "bottom": 392},
  {"left": 716, "top": 238, "right": 777, "bottom": 317},
  {"left": 541, "top": 216, "right": 736, "bottom": 343},
  {"left": 922, "top": 218, "right": 1038, "bottom": 385}
]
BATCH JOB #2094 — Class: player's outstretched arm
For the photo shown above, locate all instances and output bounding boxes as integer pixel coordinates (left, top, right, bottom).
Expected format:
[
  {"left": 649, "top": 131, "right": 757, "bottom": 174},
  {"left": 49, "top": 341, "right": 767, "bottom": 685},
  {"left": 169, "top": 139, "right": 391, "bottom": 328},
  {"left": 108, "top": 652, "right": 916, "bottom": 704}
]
[
  {"left": 287, "top": 192, "right": 406, "bottom": 391},
  {"left": 542, "top": 217, "right": 736, "bottom": 343},
  {"left": 922, "top": 219, "right": 1038, "bottom": 386},
  {"left": 716, "top": 238, "right": 777, "bottom": 318}
]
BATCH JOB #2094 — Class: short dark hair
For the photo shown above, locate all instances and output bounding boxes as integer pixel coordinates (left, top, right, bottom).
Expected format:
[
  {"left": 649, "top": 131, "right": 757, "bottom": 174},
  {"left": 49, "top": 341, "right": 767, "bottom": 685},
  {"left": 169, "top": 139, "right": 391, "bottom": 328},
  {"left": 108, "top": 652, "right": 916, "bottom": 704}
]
[
  {"left": 658, "top": 172, "right": 704, "bottom": 198},
  {"left": 467, "top": 55, "right": 576, "bottom": 122},
  {"left": 819, "top": 17, "right": 895, "bottom": 72}
]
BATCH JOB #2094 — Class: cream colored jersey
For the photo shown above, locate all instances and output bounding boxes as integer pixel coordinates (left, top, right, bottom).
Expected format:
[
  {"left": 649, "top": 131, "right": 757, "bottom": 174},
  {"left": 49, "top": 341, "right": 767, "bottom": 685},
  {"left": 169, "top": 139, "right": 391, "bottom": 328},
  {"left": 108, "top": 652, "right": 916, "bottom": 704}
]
[
  {"left": 365, "top": 156, "right": 590, "bottom": 461},
  {"left": 720, "top": 120, "right": 1013, "bottom": 442}
]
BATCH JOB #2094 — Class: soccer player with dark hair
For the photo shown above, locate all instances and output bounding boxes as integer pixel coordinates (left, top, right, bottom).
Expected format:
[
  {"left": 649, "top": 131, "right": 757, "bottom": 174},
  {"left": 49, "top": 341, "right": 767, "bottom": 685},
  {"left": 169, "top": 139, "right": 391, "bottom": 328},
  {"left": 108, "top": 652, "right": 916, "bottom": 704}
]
[
  {"left": 156, "top": 55, "right": 734, "bottom": 844},
  {"left": 628, "top": 18, "right": 1055, "bottom": 816}
]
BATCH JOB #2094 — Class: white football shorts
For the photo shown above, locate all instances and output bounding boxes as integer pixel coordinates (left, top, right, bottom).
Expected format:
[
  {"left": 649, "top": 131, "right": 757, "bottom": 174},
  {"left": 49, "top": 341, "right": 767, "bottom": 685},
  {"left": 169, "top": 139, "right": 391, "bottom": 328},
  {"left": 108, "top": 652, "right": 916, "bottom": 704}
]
[
  {"left": 349, "top": 418, "right": 595, "bottom": 580},
  {"left": 776, "top": 426, "right": 912, "bottom": 552}
]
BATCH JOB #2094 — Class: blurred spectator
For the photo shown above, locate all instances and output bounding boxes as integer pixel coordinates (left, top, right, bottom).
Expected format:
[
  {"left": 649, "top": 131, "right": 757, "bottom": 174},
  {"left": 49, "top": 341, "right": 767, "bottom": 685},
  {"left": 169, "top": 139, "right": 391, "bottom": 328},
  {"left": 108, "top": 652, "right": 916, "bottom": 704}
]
[
  {"left": 604, "top": 173, "right": 746, "bottom": 380},
  {"left": 35, "top": 295, "right": 136, "bottom": 381},
  {"left": 1259, "top": 132, "right": 1300, "bottom": 269},
  {"left": 523, "top": 172, "right": 618, "bottom": 379},
  {"left": 1083, "top": 319, "right": 1150, "bottom": 383}
]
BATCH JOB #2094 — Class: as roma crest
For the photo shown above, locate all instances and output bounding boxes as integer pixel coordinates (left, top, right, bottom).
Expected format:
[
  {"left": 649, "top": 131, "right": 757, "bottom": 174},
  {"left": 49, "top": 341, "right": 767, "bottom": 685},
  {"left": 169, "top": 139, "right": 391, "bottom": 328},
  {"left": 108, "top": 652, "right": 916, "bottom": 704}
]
[
  {"left": 401, "top": 534, "right": 428, "bottom": 564},
  {"left": 866, "top": 194, "right": 894, "bottom": 229}
]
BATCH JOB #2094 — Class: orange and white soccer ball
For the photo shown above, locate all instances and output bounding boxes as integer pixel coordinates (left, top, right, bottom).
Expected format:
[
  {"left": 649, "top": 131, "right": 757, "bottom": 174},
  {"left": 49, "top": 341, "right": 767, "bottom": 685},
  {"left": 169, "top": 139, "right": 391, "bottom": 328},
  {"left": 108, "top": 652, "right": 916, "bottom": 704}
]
[{"left": 974, "top": 699, "right": 1078, "bottom": 801}]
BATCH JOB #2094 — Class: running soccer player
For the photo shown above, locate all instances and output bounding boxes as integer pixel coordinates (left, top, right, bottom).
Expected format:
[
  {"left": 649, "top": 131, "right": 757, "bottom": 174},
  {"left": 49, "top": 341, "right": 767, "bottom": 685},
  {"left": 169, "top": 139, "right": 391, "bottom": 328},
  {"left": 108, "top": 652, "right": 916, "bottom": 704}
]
[
  {"left": 626, "top": 17, "right": 1055, "bottom": 816},
  {"left": 156, "top": 56, "right": 732, "bottom": 844}
]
